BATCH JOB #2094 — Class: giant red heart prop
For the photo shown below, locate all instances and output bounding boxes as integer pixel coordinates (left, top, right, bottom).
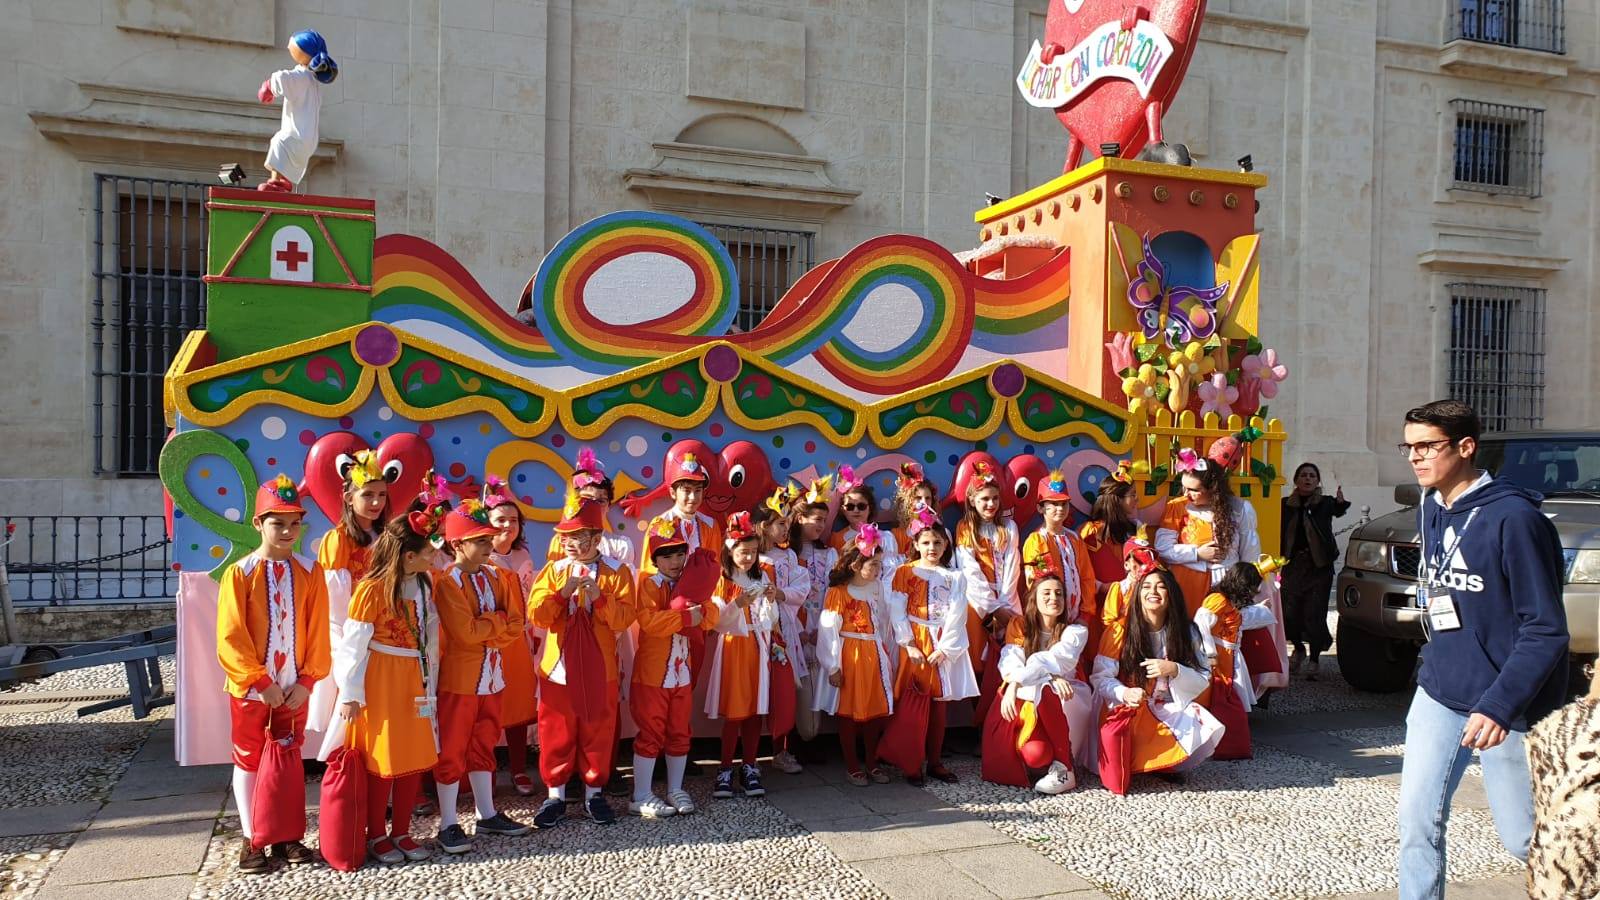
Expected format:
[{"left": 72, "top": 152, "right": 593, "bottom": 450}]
[
  {"left": 704, "top": 441, "right": 778, "bottom": 518},
  {"left": 301, "top": 431, "right": 436, "bottom": 524},
  {"left": 942, "top": 450, "right": 1007, "bottom": 513},
  {"left": 1005, "top": 452, "right": 1050, "bottom": 531},
  {"left": 1037, "top": 0, "right": 1207, "bottom": 170}
]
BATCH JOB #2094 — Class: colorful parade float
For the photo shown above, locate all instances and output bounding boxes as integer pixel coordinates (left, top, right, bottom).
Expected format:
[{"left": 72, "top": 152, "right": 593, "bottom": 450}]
[{"left": 164, "top": 1, "right": 1288, "bottom": 763}]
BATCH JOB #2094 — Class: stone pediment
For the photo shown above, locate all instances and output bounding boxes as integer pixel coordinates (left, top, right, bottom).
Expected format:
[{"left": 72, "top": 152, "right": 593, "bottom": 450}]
[{"left": 623, "top": 141, "right": 858, "bottom": 223}]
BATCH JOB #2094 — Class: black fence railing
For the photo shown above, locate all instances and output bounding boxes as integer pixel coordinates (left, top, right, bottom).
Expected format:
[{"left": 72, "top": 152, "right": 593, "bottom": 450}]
[
  {"left": 1, "top": 515, "right": 174, "bottom": 606},
  {"left": 1449, "top": 0, "right": 1565, "bottom": 54}
]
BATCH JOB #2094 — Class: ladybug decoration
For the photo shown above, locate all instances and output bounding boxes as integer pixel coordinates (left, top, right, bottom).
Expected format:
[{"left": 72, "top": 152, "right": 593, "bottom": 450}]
[{"left": 1017, "top": 0, "right": 1208, "bottom": 172}]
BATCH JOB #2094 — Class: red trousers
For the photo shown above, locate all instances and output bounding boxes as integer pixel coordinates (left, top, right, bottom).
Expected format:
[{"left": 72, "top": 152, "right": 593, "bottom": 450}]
[
  {"left": 630, "top": 683, "right": 693, "bottom": 759},
  {"left": 538, "top": 678, "right": 618, "bottom": 787},
  {"left": 1020, "top": 691, "right": 1074, "bottom": 769},
  {"left": 366, "top": 771, "right": 422, "bottom": 842},
  {"left": 229, "top": 696, "right": 308, "bottom": 772},
  {"left": 435, "top": 691, "right": 502, "bottom": 785}
]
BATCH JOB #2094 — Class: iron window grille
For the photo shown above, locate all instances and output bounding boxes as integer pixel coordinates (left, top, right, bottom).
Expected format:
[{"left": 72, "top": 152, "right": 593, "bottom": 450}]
[
  {"left": 695, "top": 222, "right": 814, "bottom": 332},
  {"left": 1450, "top": 0, "right": 1565, "bottom": 54},
  {"left": 92, "top": 175, "right": 210, "bottom": 476},
  {"left": 1446, "top": 282, "right": 1546, "bottom": 431},
  {"left": 1, "top": 514, "right": 174, "bottom": 605},
  {"left": 1450, "top": 100, "right": 1544, "bottom": 198}
]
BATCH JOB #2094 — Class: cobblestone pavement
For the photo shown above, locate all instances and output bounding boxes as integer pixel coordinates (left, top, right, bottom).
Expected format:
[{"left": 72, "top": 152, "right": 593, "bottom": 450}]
[{"left": 0, "top": 654, "right": 1529, "bottom": 899}]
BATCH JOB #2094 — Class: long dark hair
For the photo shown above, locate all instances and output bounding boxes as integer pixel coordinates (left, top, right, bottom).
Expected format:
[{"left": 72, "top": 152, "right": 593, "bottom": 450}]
[
  {"left": 790, "top": 502, "right": 831, "bottom": 551},
  {"left": 338, "top": 479, "right": 388, "bottom": 548},
  {"left": 959, "top": 480, "right": 1007, "bottom": 551},
  {"left": 1186, "top": 466, "right": 1238, "bottom": 557},
  {"left": 1091, "top": 481, "right": 1137, "bottom": 544},
  {"left": 1215, "top": 562, "right": 1263, "bottom": 610},
  {"left": 908, "top": 522, "right": 954, "bottom": 567},
  {"left": 364, "top": 516, "right": 433, "bottom": 623},
  {"left": 1022, "top": 572, "right": 1069, "bottom": 655},
  {"left": 828, "top": 544, "right": 879, "bottom": 587},
  {"left": 1118, "top": 568, "right": 1201, "bottom": 685}
]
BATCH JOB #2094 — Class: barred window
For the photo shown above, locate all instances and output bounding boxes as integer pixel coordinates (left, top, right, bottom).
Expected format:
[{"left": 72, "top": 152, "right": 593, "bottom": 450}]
[
  {"left": 1451, "top": 0, "right": 1565, "bottom": 54},
  {"left": 92, "top": 174, "right": 210, "bottom": 476},
  {"left": 1447, "top": 283, "right": 1545, "bottom": 432},
  {"left": 695, "top": 222, "right": 814, "bottom": 332},
  {"left": 1451, "top": 100, "right": 1544, "bottom": 197}
]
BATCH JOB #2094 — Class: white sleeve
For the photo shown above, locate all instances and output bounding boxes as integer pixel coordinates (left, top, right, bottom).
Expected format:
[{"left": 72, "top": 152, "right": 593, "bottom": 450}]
[
  {"left": 330, "top": 620, "right": 375, "bottom": 708},
  {"left": 325, "top": 568, "right": 353, "bottom": 635},
  {"left": 1192, "top": 606, "right": 1220, "bottom": 659},
  {"left": 711, "top": 599, "right": 745, "bottom": 635},
  {"left": 996, "top": 525, "right": 1021, "bottom": 614},
  {"left": 1168, "top": 659, "right": 1212, "bottom": 708},
  {"left": 998, "top": 642, "right": 1029, "bottom": 683},
  {"left": 1235, "top": 501, "right": 1262, "bottom": 566},
  {"left": 816, "top": 608, "right": 844, "bottom": 674},
  {"left": 956, "top": 545, "right": 1003, "bottom": 617},
  {"left": 778, "top": 556, "right": 811, "bottom": 610},
  {"left": 1155, "top": 526, "right": 1199, "bottom": 565},
  {"left": 1042, "top": 624, "right": 1089, "bottom": 677},
  {"left": 1239, "top": 602, "right": 1277, "bottom": 631},
  {"left": 937, "top": 572, "right": 970, "bottom": 657},
  {"left": 887, "top": 583, "right": 913, "bottom": 647},
  {"left": 1092, "top": 653, "right": 1138, "bottom": 706}
]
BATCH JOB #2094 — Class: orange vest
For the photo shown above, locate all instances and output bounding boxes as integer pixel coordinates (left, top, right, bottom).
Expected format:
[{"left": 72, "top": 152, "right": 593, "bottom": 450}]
[
  {"left": 216, "top": 553, "right": 331, "bottom": 697},
  {"left": 528, "top": 556, "right": 637, "bottom": 682}
]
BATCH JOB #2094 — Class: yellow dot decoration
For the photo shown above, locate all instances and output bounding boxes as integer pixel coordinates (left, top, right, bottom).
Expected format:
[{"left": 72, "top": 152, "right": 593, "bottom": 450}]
[
  {"left": 479, "top": 423, "right": 492, "bottom": 435},
  {"left": 209, "top": 546, "right": 225, "bottom": 559},
  {"left": 997, "top": 434, "right": 1012, "bottom": 447},
  {"left": 199, "top": 468, "right": 211, "bottom": 478}
]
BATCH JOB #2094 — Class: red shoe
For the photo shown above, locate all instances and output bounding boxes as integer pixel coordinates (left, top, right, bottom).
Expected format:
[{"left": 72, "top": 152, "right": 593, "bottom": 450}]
[
  {"left": 257, "top": 177, "right": 293, "bottom": 193},
  {"left": 512, "top": 773, "right": 536, "bottom": 796}
]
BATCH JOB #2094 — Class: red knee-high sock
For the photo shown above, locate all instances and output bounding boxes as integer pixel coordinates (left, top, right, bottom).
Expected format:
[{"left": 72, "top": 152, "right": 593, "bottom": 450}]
[
  {"left": 740, "top": 717, "right": 761, "bottom": 766},
  {"left": 366, "top": 771, "right": 392, "bottom": 843},
  {"left": 839, "top": 719, "right": 862, "bottom": 773},
  {"left": 720, "top": 720, "right": 741, "bottom": 768},
  {"left": 863, "top": 719, "right": 885, "bottom": 770},
  {"left": 505, "top": 726, "right": 528, "bottom": 775},
  {"left": 1039, "top": 696, "right": 1073, "bottom": 765},
  {"left": 389, "top": 773, "right": 422, "bottom": 837},
  {"left": 926, "top": 701, "right": 948, "bottom": 764},
  {"left": 772, "top": 732, "right": 789, "bottom": 756}
]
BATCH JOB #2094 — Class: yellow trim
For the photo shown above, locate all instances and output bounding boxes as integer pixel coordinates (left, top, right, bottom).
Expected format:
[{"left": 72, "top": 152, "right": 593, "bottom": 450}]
[
  {"left": 1215, "top": 233, "right": 1262, "bottom": 339},
  {"left": 170, "top": 325, "right": 378, "bottom": 427},
  {"left": 714, "top": 344, "right": 869, "bottom": 447},
  {"left": 163, "top": 330, "right": 212, "bottom": 427},
  {"left": 374, "top": 331, "right": 559, "bottom": 436},
  {"left": 975, "top": 157, "right": 1270, "bottom": 224},
  {"left": 1000, "top": 365, "right": 1137, "bottom": 454},
  {"left": 557, "top": 343, "right": 722, "bottom": 441},
  {"left": 865, "top": 367, "right": 1009, "bottom": 450}
]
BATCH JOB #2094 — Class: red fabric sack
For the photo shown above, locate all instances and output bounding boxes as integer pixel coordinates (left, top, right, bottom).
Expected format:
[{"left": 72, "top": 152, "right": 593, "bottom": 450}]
[
  {"left": 1241, "top": 628, "right": 1284, "bottom": 687},
  {"left": 878, "top": 683, "right": 931, "bottom": 774},
  {"left": 560, "top": 606, "right": 608, "bottom": 722},
  {"left": 251, "top": 731, "right": 306, "bottom": 849},
  {"left": 979, "top": 690, "right": 1029, "bottom": 788},
  {"left": 1209, "top": 675, "right": 1253, "bottom": 761},
  {"left": 317, "top": 743, "right": 367, "bottom": 872},
  {"left": 671, "top": 548, "right": 721, "bottom": 682},
  {"left": 767, "top": 655, "right": 797, "bottom": 737},
  {"left": 1097, "top": 704, "right": 1138, "bottom": 796}
]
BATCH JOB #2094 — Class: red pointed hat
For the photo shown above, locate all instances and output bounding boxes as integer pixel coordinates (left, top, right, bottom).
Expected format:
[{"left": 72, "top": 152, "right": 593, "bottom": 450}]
[
  {"left": 648, "top": 516, "right": 690, "bottom": 558},
  {"left": 443, "top": 499, "right": 498, "bottom": 542},
  {"left": 255, "top": 475, "right": 305, "bottom": 518},
  {"left": 554, "top": 497, "right": 606, "bottom": 534},
  {"left": 666, "top": 450, "right": 710, "bottom": 484},
  {"left": 1038, "top": 468, "right": 1071, "bottom": 503}
]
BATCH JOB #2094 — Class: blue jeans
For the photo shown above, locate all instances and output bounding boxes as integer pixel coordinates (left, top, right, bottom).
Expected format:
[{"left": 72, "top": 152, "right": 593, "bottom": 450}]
[{"left": 1397, "top": 687, "right": 1533, "bottom": 900}]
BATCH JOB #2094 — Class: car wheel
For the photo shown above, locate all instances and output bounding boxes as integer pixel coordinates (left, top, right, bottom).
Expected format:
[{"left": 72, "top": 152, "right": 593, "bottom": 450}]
[{"left": 1335, "top": 617, "right": 1419, "bottom": 693}]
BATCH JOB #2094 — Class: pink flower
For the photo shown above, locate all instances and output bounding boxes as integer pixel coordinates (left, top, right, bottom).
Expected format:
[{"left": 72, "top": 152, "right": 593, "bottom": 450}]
[
  {"left": 1197, "top": 373, "right": 1238, "bottom": 420},
  {"left": 1106, "top": 332, "right": 1135, "bottom": 374},
  {"left": 1174, "top": 447, "right": 1207, "bottom": 474},
  {"left": 1241, "top": 349, "right": 1288, "bottom": 400}
]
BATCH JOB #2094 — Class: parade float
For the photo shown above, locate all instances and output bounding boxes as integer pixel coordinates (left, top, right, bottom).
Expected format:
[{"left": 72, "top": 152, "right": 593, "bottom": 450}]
[{"left": 164, "top": 1, "right": 1287, "bottom": 763}]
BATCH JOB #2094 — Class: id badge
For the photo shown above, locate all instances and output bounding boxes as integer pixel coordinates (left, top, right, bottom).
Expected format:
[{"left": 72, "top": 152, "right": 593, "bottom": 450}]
[
  {"left": 414, "top": 695, "right": 437, "bottom": 719},
  {"left": 1426, "top": 593, "right": 1462, "bottom": 632},
  {"left": 1414, "top": 584, "right": 1430, "bottom": 610}
]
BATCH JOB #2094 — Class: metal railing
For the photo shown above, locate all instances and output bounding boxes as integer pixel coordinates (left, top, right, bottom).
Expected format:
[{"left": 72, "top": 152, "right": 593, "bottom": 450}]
[
  {"left": 1450, "top": 100, "right": 1544, "bottom": 198},
  {"left": 1449, "top": 0, "right": 1565, "bottom": 54},
  {"left": 1447, "top": 283, "right": 1546, "bottom": 432},
  {"left": 92, "top": 174, "right": 211, "bottom": 477},
  {"left": 1, "top": 515, "right": 174, "bottom": 606},
  {"left": 695, "top": 222, "right": 815, "bottom": 332}
]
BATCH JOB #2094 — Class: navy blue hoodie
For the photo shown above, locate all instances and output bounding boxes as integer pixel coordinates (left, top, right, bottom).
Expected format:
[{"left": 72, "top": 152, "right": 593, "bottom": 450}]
[{"left": 1416, "top": 474, "right": 1569, "bottom": 731}]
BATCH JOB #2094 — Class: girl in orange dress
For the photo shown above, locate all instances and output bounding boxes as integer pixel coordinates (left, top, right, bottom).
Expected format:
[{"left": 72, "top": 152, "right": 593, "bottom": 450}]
[
  {"left": 1154, "top": 441, "right": 1261, "bottom": 615},
  {"left": 1080, "top": 465, "right": 1141, "bottom": 595},
  {"left": 890, "top": 462, "right": 939, "bottom": 554},
  {"left": 888, "top": 508, "right": 976, "bottom": 784},
  {"left": 953, "top": 462, "right": 1019, "bottom": 707},
  {"left": 1091, "top": 567, "right": 1223, "bottom": 792},
  {"left": 758, "top": 487, "right": 810, "bottom": 775},
  {"left": 1199, "top": 562, "right": 1279, "bottom": 711},
  {"left": 830, "top": 466, "right": 903, "bottom": 583},
  {"left": 993, "top": 570, "right": 1095, "bottom": 793},
  {"left": 1100, "top": 531, "right": 1160, "bottom": 632},
  {"left": 324, "top": 513, "right": 442, "bottom": 864},
  {"left": 483, "top": 478, "right": 540, "bottom": 797},
  {"left": 1021, "top": 469, "right": 1100, "bottom": 677},
  {"left": 309, "top": 450, "right": 389, "bottom": 732},
  {"left": 706, "top": 511, "right": 782, "bottom": 799},
  {"left": 816, "top": 525, "right": 897, "bottom": 786}
]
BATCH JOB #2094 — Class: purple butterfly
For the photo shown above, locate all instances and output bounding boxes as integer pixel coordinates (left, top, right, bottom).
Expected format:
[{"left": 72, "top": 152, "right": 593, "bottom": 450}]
[{"left": 1126, "top": 236, "right": 1229, "bottom": 348}]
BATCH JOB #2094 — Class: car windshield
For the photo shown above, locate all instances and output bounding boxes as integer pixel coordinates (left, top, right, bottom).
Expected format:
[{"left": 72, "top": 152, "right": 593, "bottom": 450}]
[{"left": 1478, "top": 437, "right": 1600, "bottom": 497}]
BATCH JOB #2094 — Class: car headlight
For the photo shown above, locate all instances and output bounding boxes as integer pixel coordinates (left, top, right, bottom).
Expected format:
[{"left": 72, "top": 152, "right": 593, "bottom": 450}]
[
  {"left": 1346, "top": 539, "right": 1390, "bottom": 573},
  {"left": 1567, "top": 548, "right": 1600, "bottom": 584}
]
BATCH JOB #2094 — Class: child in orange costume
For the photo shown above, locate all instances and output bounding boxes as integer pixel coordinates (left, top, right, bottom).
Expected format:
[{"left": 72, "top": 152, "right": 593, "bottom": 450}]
[
  {"left": 323, "top": 512, "right": 443, "bottom": 864},
  {"left": 309, "top": 450, "right": 389, "bottom": 732},
  {"left": 953, "top": 462, "right": 1020, "bottom": 721},
  {"left": 890, "top": 463, "right": 938, "bottom": 554},
  {"left": 481, "top": 477, "right": 539, "bottom": 797},
  {"left": 431, "top": 503, "right": 530, "bottom": 854},
  {"left": 528, "top": 498, "right": 637, "bottom": 828},
  {"left": 1021, "top": 470, "right": 1100, "bottom": 677},
  {"left": 217, "top": 477, "right": 330, "bottom": 874},
  {"left": 815, "top": 525, "right": 898, "bottom": 786},
  {"left": 1155, "top": 438, "right": 1262, "bottom": 614},
  {"left": 640, "top": 451, "right": 721, "bottom": 576},
  {"left": 994, "top": 570, "right": 1096, "bottom": 793},
  {"left": 706, "top": 511, "right": 784, "bottom": 799},
  {"left": 629, "top": 519, "right": 719, "bottom": 818},
  {"left": 757, "top": 486, "right": 811, "bottom": 775},
  {"left": 1100, "top": 532, "right": 1160, "bottom": 631}
]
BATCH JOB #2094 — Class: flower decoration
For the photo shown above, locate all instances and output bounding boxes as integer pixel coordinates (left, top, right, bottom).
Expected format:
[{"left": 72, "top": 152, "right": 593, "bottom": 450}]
[
  {"left": 896, "top": 462, "right": 926, "bottom": 493},
  {"left": 273, "top": 474, "right": 298, "bottom": 503},
  {"left": 1164, "top": 341, "right": 1216, "bottom": 413},
  {"left": 651, "top": 517, "right": 677, "bottom": 540},
  {"left": 679, "top": 452, "right": 700, "bottom": 475},
  {"left": 854, "top": 522, "right": 882, "bottom": 557},
  {"left": 1255, "top": 554, "right": 1289, "bottom": 577},
  {"left": 837, "top": 464, "right": 862, "bottom": 494},
  {"left": 1111, "top": 460, "right": 1135, "bottom": 484},
  {"left": 458, "top": 497, "right": 491, "bottom": 525},
  {"left": 1126, "top": 235, "right": 1230, "bottom": 348},
  {"left": 1174, "top": 448, "right": 1207, "bottom": 474},
  {"left": 906, "top": 502, "right": 939, "bottom": 538},
  {"left": 1122, "top": 363, "right": 1161, "bottom": 418},
  {"left": 804, "top": 475, "right": 834, "bottom": 506},
  {"left": 1197, "top": 372, "right": 1238, "bottom": 420},
  {"left": 724, "top": 511, "right": 757, "bottom": 546},
  {"left": 765, "top": 483, "right": 801, "bottom": 517},
  {"left": 1237, "top": 348, "right": 1288, "bottom": 414},
  {"left": 1106, "top": 332, "right": 1136, "bottom": 374},
  {"left": 406, "top": 509, "right": 440, "bottom": 538},
  {"left": 971, "top": 460, "right": 998, "bottom": 487},
  {"left": 344, "top": 449, "right": 383, "bottom": 487},
  {"left": 481, "top": 474, "right": 513, "bottom": 510},
  {"left": 572, "top": 447, "right": 606, "bottom": 490}
]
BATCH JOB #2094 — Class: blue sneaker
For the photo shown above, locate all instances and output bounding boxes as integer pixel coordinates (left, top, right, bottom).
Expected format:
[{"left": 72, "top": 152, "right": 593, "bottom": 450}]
[{"left": 533, "top": 798, "right": 566, "bottom": 829}]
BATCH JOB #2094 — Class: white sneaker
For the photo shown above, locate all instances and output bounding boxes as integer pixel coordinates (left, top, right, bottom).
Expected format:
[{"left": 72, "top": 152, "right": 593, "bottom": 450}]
[
  {"left": 666, "top": 789, "right": 696, "bottom": 815},
  {"left": 1032, "top": 761, "right": 1076, "bottom": 795},
  {"left": 774, "top": 751, "right": 804, "bottom": 774},
  {"left": 628, "top": 795, "right": 677, "bottom": 819}
]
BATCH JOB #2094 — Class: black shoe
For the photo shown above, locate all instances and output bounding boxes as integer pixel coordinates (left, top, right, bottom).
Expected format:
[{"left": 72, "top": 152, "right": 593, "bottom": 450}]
[
  {"left": 712, "top": 768, "right": 735, "bottom": 798},
  {"left": 564, "top": 777, "right": 584, "bottom": 804},
  {"left": 604, "top": 771, "right": 629, "bottom": 797},
  {"left": 475, "top": 812, "right": 531, "bottom": 837},
  {"left": 435, "top": 824, "right": 472, "bottom": 855},
  {"left": 585, "top": 794, "right": 617, "bottom": 825},
  {"left": 271, "top": 840, "right": 315, "bottom": 865},
  {"left": 533, "top": 797, "right": 566, "bottom": 829},
  {"left": 740, "top": 764, "right": 766, "bottom": 797},
  {"left": 239, "top": 844, "right": 272, "bottom": 875}
]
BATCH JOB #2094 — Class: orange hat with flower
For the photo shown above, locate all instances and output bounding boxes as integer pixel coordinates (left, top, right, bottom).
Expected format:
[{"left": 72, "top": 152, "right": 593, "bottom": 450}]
[
  {"left": 254, "top": 475, "right": 305, "bottom": 519},
  {"left": 648, "top": 516, "right": 690, "bottom": 559},
  {"left": 724, "top": 511, "right": 758, "bottom": 547},
  {"left": 554, "top": 495, "right": 606, "bottom": 534}
]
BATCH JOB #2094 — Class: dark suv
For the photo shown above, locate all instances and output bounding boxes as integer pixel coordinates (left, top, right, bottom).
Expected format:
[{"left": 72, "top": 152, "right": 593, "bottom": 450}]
[{"left": 1335, "top": 431, "right": 1600, "bottom": 693}]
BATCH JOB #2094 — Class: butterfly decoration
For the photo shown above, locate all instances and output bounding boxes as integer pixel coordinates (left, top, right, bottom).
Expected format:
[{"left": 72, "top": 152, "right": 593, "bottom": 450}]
[{"left": 1127, "top": 235, "right": 1229, "bottom": 348}]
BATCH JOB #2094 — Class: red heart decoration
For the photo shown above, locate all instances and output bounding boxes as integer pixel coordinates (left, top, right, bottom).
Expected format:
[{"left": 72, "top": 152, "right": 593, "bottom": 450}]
[
  {"left": 374, "top": 432, "right": 435, "bottom": 512},
  {"left": 302, "top": 431, "right": 371, "bottom": 523},
  {"left": 1042, "top": 0, "right": 1207, "bottom": 168},
  {"left": 273, "top": 650, "right": 288, "bottom": 672}
]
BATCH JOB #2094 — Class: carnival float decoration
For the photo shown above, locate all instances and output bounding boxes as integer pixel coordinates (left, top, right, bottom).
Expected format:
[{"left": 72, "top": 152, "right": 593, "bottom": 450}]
[{"left": 163, "top": 4, "right": 1286, "bottom": 763}]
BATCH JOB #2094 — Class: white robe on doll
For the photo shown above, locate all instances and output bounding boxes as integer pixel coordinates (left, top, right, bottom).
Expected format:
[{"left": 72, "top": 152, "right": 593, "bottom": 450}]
[{"left": 266, "top": 65, "right": 322, "bottom": 183}]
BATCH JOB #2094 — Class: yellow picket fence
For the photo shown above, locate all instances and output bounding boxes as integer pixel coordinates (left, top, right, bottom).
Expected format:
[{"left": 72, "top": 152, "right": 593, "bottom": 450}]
[{"left": 1127, "top": 410, "right": 1288, "bottom": 555}]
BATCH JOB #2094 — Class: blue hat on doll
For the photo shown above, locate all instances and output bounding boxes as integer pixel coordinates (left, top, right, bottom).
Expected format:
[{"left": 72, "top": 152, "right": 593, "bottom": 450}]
[{"left": 291, "top": 30, "right": 339, "bottom": 84}]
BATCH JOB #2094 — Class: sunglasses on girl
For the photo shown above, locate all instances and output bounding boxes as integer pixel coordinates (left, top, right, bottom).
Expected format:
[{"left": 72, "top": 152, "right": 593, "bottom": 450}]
[{"left": 842, "top": 502, "right": 869, "bottom": 512}]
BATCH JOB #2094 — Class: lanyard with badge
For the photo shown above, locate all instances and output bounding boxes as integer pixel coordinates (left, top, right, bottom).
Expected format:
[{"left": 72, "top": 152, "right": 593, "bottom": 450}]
[
  {"left": 1419, "top": 504, "right": 1478, "bottom": 636},
  {"left": 406, "top": 574, "right": 436, "bottom": 720}
]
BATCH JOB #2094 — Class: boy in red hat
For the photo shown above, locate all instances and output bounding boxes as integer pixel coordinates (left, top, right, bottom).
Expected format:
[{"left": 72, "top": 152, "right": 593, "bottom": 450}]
[
  {"left": 640, "top": 451, "right": 722, "bottom": 576},
  {"left": 628, "top": 518, "right": 720, "bottom": 817},
  {"left": 1022, "top": 469, "right": 1101, "bottom": 669},
  {"left": 217, "top": 476, "right": 330, "bottom": 874},
  {"left": 432, "top": 501, "right": 530, "bottom": 854},
  {"left": 528, "top": 498, "right": 637, "bottom": 827}
]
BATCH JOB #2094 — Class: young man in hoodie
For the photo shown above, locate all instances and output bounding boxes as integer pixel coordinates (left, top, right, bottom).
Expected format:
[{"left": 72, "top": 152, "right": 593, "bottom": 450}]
[{"left": 1396, "top": 400, "right": 1569, "bottom": 900}]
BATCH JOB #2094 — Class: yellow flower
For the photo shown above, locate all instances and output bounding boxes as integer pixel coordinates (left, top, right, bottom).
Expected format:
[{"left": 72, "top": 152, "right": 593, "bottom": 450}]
[
  {"left": 1164, "top": 342, "right": 1216, "bottom": 413},
  {"left": 1122, "top": 363, "right": 1160, "bottom": 418}
]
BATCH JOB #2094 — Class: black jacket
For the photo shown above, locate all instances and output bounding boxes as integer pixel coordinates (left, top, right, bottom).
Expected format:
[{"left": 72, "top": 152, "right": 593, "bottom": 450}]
[{"left": 1281, "top": 492, "right": 1351, "bottom": 569}]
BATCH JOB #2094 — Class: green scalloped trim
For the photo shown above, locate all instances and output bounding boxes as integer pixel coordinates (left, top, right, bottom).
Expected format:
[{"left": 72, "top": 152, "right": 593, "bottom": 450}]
[
  {"left": 1016, "top": 376, "right": 1129, "bottom": 442},
  {"left": 186, "top": 344, "right": 361, "bottom": 414},
  {"left": 877, "top": 375, "right": 997, "bottom": 441},
  {"left": 569, "top": 361, "right": 708, "bottom": 429},
  {"left": 731, "top": 370, "right": 857, "bottom": 436},
  {"left": 394, "top": 346, "right": 546, "bottom": 424}
]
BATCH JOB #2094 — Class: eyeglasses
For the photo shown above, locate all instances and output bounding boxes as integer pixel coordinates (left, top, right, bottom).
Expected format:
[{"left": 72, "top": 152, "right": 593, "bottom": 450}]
[
  {"left": 841, "top": 502, "right": 868, "bottom": 512},
  {"left": 1397, "top": 439, "right": 1456, "bottom": 460}
]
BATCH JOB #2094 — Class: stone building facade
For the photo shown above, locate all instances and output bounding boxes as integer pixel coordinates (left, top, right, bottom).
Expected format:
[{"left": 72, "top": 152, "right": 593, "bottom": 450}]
[{"left": 1, "top": 0, "right": 1595, "bottom": 533}]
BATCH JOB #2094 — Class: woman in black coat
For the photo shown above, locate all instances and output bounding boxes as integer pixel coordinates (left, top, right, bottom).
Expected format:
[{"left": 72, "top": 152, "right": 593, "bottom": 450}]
[{"left": 1280, "top": 462, "right": 1350, "bottom": 679}]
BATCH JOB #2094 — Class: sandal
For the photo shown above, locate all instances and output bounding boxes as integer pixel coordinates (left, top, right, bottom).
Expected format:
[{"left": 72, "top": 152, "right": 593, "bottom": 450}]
[
  {"left": 869, "top": 767, "right": 891, "bottom": 784},
  {"left": 846, "top": 770, "right": 870, "bottom": 787}
]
